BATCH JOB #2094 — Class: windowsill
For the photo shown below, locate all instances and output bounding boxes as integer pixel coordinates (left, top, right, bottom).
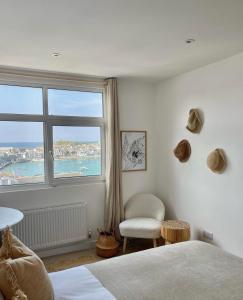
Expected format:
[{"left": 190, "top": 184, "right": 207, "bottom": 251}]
[{"left": 0, "top": 177, "right": 105, "bottom": 194}]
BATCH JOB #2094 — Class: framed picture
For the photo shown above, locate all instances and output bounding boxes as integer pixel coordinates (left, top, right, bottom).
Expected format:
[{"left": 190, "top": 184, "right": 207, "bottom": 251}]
[{"left": 121, "top": 130, "right": 147, "bottom": 172}]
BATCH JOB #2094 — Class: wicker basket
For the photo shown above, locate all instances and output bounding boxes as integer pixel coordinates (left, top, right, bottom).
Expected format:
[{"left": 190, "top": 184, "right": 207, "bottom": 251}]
[{"left": 96, "top": 230, "right": 119, "bottom": 258}]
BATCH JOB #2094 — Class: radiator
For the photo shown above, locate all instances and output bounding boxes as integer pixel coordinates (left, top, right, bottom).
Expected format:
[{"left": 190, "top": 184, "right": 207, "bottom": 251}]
[{"left": 12, "top": 202, "right": 87, "bottom": 250}]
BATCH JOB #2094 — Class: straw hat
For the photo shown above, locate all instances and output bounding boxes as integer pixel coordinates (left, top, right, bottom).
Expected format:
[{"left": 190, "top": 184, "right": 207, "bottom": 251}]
[
  {"left": 174, "top": 140, "right": 191, "bottom": 162},
  {"left": 186, "top": 109, "right": 202, "bottom": 133},
  {"left": 207, "top": 148, "right": 226, "bottom": 173}
]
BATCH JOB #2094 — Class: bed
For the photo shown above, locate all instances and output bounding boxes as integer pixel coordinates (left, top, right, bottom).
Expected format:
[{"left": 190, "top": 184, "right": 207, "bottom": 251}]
[{"left": 49, "top": 241, "right": 243, "bottom": 300}]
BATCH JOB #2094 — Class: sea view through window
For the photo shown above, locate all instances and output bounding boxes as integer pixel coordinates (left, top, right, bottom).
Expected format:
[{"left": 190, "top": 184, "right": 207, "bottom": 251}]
[
  {"left": 0, "top": 121, "right": 45, "bottom": 185},
  {"left": 0, "top": 135, "right": 101, "bottom": 185},
  {"left": 0, "top": 83, "right": 104, "bottom": 187}
]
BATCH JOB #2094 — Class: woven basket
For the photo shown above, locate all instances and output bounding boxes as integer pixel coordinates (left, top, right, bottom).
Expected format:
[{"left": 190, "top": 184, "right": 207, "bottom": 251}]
[{"left": 96, "top": 230, "right": 119, "bottom": 258}]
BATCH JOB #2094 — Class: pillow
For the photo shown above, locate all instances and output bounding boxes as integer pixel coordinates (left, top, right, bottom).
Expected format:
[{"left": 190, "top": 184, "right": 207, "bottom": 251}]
[
  {"left": 0, "top": 228, "right": 33, "bottom": 259},
  {"left": 0, "top": 229, "right": 54, "bottom": 300},
  {"left": 0, "top": 291, "right": 4, "bottom": 300}
]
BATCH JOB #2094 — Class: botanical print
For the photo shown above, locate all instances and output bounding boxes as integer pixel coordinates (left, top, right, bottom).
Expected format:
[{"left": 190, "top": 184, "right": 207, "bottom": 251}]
[{"left": 121, "top": 131, "right": 146, "bottom": 171}]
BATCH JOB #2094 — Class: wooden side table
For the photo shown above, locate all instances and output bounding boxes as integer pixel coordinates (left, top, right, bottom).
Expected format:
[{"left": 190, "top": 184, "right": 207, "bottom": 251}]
[{"left": 161, "top": 220, "right": 190, "bottom": 245}]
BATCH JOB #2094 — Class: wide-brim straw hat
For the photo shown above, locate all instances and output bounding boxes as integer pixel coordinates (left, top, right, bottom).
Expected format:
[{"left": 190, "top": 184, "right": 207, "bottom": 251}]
[
  {"left": 186, "top": 109, "right": 202, "bottom": 133},
  {"left": 207, "top": 148, "right": 226, "bottom": 173},
  {"left": 174, "top": 140, "right": 191, "bottom": 162}
]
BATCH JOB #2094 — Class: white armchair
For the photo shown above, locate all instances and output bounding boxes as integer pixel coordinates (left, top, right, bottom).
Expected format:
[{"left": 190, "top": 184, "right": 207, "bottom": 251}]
[{"left": 119, "top": 193, "right": 165, "bottom": 253}]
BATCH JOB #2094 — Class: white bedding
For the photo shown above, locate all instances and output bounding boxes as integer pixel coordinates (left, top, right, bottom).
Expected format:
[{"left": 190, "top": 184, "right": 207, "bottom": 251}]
[
  {"left": 50, "top": 241, "right": 243, "bottom": 300},
  {"left": 87, "top": 241, "right": 243, "bottom": 300},
  {"left": 49, "top": 265, "right": 115, "bottom": 300}
]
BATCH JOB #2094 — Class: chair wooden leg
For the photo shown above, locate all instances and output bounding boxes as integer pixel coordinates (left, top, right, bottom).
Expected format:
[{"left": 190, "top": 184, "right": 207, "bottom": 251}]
[
  {"left": 153, "top": 238, "right": 157, "bottom": 248},
  {"left": 123, "top": 237, "right": 127, "bottom": 254}
]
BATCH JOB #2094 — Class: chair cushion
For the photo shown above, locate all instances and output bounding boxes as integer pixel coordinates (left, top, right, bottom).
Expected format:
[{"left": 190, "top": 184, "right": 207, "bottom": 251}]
[{"left": 119, "top": 218, "right": 161, "bottom": 239}]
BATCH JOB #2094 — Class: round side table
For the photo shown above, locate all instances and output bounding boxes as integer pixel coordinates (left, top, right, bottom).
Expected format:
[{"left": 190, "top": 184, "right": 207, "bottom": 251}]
[
  {"left": 0, "top": 207, "right": 24, "bottom": 245},
  {"left": 161, "top": 220, "right": 190, "bottom": 245},
  {"left": 0, "top": 207, "right": 24, "bottom": 231}
]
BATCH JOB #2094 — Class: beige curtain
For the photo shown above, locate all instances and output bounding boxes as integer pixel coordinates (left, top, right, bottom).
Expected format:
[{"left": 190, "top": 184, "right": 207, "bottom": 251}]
[{"left": 104, "top": 78, "right": 124, "bottom": 237}]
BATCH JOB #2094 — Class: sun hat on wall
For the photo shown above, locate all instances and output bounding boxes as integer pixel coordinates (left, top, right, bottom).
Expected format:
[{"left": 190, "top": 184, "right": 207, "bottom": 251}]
[
  {"left": 207, "top": 148, "right": 227, "bottom": 173},
  {"left": 186, "top": 108, "right": 202, "bottom": 133},
  {"left": 173, "top": 140, "right": 191, "bottom": 162}
]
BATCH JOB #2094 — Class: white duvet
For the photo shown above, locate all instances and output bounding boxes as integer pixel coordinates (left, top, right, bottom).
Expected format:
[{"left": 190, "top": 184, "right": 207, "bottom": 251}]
[
  {"left": 49, "top": 265, "right": 115, "bottom": 300},
  {"left": 49, "top": 241, "right": 243, "bottom": 300}
]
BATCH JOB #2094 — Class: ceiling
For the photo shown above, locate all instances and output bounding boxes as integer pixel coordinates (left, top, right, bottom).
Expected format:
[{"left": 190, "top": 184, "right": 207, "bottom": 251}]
[{"left": 1, "top": 0, "right": 243, "bottom": 81}]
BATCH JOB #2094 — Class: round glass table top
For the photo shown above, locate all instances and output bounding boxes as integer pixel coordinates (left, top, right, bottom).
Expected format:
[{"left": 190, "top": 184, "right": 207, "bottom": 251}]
[{"left": 0, "top": 207, "right": 24, "bottom": 230}]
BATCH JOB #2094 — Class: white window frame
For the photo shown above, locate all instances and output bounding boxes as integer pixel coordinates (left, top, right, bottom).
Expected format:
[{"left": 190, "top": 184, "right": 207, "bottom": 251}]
[{"left": 0, "top": 72, "right": 106, "bottom": 192}]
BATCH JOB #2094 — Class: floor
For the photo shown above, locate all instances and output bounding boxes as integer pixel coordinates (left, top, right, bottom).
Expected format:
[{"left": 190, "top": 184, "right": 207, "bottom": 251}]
[{"left": 43, "top": 238, "right": 163, "bottom": 272}]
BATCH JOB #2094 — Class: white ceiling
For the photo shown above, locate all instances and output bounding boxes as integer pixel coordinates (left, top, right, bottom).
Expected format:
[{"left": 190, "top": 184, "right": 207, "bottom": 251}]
[{"left": 1, "top": 0, "right": 243, "bottom": 81}]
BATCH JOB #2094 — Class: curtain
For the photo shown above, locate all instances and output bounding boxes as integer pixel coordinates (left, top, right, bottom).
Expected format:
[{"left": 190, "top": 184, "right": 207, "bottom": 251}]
[{"left": 104, "top": 78, "right": 124, "bottom": 238}]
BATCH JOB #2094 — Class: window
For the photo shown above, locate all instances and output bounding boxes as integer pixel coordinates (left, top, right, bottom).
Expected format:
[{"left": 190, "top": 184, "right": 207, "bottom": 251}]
[
  {"left": 0, "top": 85, "right": 43, "bottom": 114},
  {"left": 48, "top": 89, "right": 103, "bottom": 117},
  {"left": 0, "top": 122, "right": 44, "bottom": 185},
  {"left": 0, "top": 83, "right": 104, "bottom": 189},
  {"left": 53, "top": 126, "right": 101, "bottom": 178}
]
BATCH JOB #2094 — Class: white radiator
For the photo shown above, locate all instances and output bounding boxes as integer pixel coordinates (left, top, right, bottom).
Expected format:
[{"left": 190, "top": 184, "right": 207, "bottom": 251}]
[{"left": 12, "top": 203, "right": 87, "bottom": 250}]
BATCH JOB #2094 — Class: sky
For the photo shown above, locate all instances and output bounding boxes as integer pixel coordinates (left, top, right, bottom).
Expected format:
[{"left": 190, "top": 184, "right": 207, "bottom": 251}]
[{"left": 0, "top": 85, "right": 102, "bottom": 143}]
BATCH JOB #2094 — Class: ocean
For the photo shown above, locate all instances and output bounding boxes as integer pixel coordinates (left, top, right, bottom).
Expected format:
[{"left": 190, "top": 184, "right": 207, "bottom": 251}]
[
  {"left": 2, "top": 158, "right": 101, "bottom": 177},
  {"left": 0, "top": 142, "right": 43, "bottom": 148},
  {"left": 0, "top": 141, "right": 98, "bottom": 148},
  {"left": 0, "top": 142, "right": 101, "bottom": 177}
]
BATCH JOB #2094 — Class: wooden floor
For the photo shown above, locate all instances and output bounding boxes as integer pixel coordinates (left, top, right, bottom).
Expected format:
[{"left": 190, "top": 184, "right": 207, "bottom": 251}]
[{"left": 43, "top": 238, "right": 163, "bottom": 272}]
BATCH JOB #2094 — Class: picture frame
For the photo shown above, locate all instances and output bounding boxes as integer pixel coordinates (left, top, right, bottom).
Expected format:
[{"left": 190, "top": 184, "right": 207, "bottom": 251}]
[{"left": 121, "top": 130, "right": 147, "bottom": 172}]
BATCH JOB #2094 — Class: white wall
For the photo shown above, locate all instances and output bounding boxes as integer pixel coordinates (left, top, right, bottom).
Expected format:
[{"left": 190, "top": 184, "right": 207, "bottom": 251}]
[
  {"left": 0, "top": 183, "right": 105, "bottom": 241},
  {"left": 0, "top": 79, "right": 156, "bottom": 251},
  {"left": 155, "top": 52, "right": 243, "bottom": 257},
  {"left": 118, "top": 79, "right": 156, "bottom": 203}
]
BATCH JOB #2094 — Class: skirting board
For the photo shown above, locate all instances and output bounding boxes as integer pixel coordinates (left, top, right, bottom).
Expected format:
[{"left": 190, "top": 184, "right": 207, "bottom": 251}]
[{"left": 36, "top": 239, "right": 96, "bottom": 258}]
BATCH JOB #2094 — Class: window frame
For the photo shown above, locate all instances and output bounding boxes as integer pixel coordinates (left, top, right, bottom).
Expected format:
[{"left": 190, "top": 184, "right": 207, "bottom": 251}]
[{"left": 0, "top": 76, "right": 106, "bottom": 192}]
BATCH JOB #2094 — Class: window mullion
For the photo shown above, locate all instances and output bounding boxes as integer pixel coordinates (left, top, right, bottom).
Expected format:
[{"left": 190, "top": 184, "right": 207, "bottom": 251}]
[
  {"left": 46, "top": 123, "right": 54, "bottom": 186},
  {"left": 47, "top": 116, "right": 104, "bottom": 127},
  {"left": 0, "top": 113, "right": 44, "bottom": 122},
  {"left": 43, "top": 87, "right": 54, "bottom": 186}
]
